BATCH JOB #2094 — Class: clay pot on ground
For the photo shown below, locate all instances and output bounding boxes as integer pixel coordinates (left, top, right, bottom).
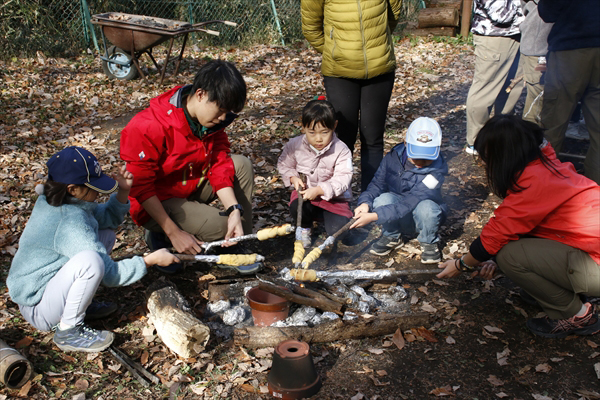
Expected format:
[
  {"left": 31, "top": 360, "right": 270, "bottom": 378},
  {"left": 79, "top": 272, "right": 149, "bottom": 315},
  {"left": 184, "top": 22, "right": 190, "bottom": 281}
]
[{"left": 267, "top": 340, "right": 321, "bottom": 399}]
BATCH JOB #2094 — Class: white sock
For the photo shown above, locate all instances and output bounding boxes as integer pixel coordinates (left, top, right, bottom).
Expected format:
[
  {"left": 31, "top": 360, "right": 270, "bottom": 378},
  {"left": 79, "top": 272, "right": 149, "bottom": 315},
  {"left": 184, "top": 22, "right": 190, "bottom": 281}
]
[
  {"left": 59, "top": 322, "right": 73, "bottom": 330},
  {"left": 575, "top": 303, "right": 588, "bottom": 317}
]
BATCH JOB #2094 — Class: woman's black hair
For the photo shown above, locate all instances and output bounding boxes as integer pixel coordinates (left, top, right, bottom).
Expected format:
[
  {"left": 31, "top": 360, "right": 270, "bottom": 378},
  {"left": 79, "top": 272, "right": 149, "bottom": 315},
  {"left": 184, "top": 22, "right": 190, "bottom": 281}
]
[
  {"left": 474, "top": 115, "right": 564, "bottom": 198},
  {"left": 43, "top": 181, "right": 89, "bottom": 206},
  {"left": 301, "top": 100, "right": 337, "bottom": 130}
]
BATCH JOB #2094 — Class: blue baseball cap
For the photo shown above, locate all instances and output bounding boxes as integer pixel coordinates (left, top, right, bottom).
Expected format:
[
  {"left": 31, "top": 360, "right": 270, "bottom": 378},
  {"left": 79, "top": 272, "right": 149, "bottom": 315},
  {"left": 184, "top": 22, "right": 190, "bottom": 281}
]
[
  {"left": 406, "top": 117, "right": 442, "bottom": 160},
  {"left": 46, "top": 146, "right": 117, "bottom": 194}
]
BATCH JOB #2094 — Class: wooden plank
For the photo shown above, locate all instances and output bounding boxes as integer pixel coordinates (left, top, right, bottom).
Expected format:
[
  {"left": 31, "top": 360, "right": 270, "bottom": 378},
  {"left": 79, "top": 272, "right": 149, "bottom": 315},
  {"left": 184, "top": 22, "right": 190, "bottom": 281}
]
[{"left": 461, "top": 0, "right": 473, "bottom": 38}]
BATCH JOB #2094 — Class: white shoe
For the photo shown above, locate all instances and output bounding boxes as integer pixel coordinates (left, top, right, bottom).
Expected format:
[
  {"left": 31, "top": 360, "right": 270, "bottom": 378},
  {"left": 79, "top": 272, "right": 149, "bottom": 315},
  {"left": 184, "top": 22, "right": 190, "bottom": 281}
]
[{"left": 465, "top": 145, "right": 478, "bottom": 155}]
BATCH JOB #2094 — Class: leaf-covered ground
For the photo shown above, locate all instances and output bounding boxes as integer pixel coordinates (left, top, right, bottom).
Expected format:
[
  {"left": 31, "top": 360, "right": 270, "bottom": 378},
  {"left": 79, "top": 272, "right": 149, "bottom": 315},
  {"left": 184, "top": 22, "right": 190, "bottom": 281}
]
[{"left": 0, "top": 38, "right": 597, "bottom": 399}]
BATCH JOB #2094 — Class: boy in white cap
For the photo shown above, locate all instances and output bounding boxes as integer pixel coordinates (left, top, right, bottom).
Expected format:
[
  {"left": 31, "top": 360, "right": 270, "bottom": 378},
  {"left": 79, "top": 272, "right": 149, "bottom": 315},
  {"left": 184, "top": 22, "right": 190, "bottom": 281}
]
[{"left": 351, "top": 117, "right": 448, "bottom": 263}]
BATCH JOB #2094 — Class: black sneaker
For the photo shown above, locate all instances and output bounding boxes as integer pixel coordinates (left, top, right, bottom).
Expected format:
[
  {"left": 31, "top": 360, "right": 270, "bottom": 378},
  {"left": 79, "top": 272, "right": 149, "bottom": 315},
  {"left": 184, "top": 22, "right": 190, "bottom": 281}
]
[
  {"left": 420, "top": 243, "right": 441, "bottom": 264},
  {"left": 53, "top": 323, "right": 114, "bottom": 352},
  {"left": 526, "top": 302, "right": 600, "bottom": 338},
  {"left": 85, "top": 300, "right": 118, "bottom": 320},
  {"left": 370, "top": 236, "right": 402, "bottom": 256}
]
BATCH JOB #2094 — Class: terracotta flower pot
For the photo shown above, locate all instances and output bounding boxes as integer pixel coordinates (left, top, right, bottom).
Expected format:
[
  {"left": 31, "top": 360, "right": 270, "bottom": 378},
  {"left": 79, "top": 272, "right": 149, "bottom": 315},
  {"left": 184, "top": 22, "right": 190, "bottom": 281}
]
[
  {"left": 246, "top": 287, "right": 289, "bottom": 326},
  {"left": 268, "top": 340, "right": 321, "bottom": 399}
]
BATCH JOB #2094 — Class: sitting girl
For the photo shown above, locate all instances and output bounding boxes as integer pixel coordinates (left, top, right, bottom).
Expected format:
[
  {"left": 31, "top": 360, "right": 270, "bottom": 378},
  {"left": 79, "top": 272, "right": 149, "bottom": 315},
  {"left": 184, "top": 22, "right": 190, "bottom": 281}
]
[
  {"left": 437, "top": 115, "right": 600, "bottom": 338},
  {"left": 7, "top": 146, "right": 178, "bottom": 352},
  {"left": 277, "top": 99, "right": 354, "bottom": 247}
]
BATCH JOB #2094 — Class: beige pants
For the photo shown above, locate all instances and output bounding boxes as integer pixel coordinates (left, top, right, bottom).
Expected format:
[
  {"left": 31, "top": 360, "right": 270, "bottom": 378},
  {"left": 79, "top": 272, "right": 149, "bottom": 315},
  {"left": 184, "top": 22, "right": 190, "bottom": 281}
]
[
  {"left": 466, "top": 35, "right": 524, "bottom": 145},
  {"left": 541, "top": 47, "right": 600, "bottom": 184},
  {"left": 521, "top": 54, "right": 545, "bottom": 125},
  {"left": 497, "top": 238, "right": 600, "bottom": 319},
  {"left": 144, "top": 154, "right": 254, "bottom": 242}
]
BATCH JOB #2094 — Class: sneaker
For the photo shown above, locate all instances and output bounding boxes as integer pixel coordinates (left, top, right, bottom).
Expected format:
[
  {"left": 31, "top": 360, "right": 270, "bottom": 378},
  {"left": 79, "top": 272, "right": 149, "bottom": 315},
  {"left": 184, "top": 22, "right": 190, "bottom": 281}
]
[
  {"left": 420, "top": 243, "right": 441, "bottom": 264},
  {"left": 53, "top": 323, "right": 114, "bottom": 352},
  {"left": 300, "top": 228, "right": 312, "bottom": 249},
  {"left": 526, "top": 302, "right": 600, "bottom": 338},
  {"left": 370, "top": 236, "right": 402, "bottom": 256},
  {"left": 465, "top": 145, "right": 478, "bottom": 155},
  {"left": 85, "top": 300, "right": 118, "bottom": 320}
]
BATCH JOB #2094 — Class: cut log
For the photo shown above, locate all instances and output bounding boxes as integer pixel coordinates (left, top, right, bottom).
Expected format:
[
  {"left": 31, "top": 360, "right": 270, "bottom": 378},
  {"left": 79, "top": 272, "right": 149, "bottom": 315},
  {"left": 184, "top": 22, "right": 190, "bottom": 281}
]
[
  {"left": 418, "top": 7, "right": 460, "bottom": 28},
  {"left": 146, "top": 281, "right": 210, "bottom": 359},
  {"left": 411, "top": 27, "right": 457, "bottom": 37},
  {"left": 426, "top": 0, "right": 462, "bottom": 9},
  {"left": 461, "top": 0, "right": 473, "bottom": 37},
  {"left": 234, "top": 312, "right": 430, "bottom": 348},
  {"left": 258, "top": 281, "right": 343, "bottom": 315}
]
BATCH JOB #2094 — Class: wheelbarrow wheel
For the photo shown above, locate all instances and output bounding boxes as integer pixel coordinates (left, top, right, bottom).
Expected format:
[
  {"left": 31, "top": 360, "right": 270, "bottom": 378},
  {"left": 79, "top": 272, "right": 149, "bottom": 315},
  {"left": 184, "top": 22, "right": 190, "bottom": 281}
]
[{"left": 102, "top": 46, "right": 139, "bottom": 81}]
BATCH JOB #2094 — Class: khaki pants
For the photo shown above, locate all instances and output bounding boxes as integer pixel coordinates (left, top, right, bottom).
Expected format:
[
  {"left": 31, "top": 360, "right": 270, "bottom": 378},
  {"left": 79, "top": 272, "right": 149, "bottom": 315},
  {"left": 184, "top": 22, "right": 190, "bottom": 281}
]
[
  {"left": 496, "top": 238, "right": 600, "bottom": 319},
  {"left": 541, "top": 47, "right": 600, "bottom": 184},
  {"left": 522, "top": 54, "right": 545, "bottom": 125},
  {"left": 466, "top": 35, "right": 523, "bottom": 145},
  {"left": 144, "top": 154, "right": 254, "bottom": 242}
]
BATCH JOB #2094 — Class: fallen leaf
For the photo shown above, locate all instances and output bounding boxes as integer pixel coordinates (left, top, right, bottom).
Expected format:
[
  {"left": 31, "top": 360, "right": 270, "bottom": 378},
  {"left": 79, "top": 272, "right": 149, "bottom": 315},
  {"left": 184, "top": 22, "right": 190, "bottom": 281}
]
[
  {"left": 532, "top": 395, "right": 552, "bottom": 400},
  {"left": 496, "top": 392, "right": 509, "bottom": 398},
  {"left": 429, "top": 386, "right": 455, "bottom": 396},
  {"left": 418, "top": 286, "right": 429, "bottom": 295},
  {"left": 416, "top": 326, "right": 438, "bottom": 343},
  {"left": 576, "top": 389, "right": 600, "bottom": 399},
  {"left": 141, "top": 350, "right": 149, "bottom": 365},
  {"left": 351, "top": 392, "right": 365, "bottom": 400},
  {"left": 421, "top": 303, "right": 438, "bottom": 313},
  {"left": 535, "top": 363, "right": 552, "bottom": 373},
  {"left": 15, "top": 336, "right": 33, "bottom": 348},
  {"left": 587, "top": 340, "right": 599, "bottom": 349},
  {"left": 18, "top": 381, "right": 32, "bottom": 397},
  {"left": 484, "top": 325, "right": 505, "bottom": 334},
  {"left": 369, "top": 375, "right": 390, "bottom": 386},
  {"left": 74, "top": 379, "right": 89, "bottom": 390},
  {"left": 368, "top": 348, "right": 384, "bottom": 355},
  {"left": 446, "top": 336, "right": 456, "bottom": 345},
  {"left": 240, "top": 384, "right": 257, "bottom": 393},
  {"left": 376, "top": 370, "right": 388, "bottom": 376},
  {"left": 432, "top": 279, "right": 449, "bottom": 286},
  {"left": 487, "top": 375, "right": 504, "bottom": 386},
  {"left": 392, "top": 328, "right": 405, "bottom": 350}
]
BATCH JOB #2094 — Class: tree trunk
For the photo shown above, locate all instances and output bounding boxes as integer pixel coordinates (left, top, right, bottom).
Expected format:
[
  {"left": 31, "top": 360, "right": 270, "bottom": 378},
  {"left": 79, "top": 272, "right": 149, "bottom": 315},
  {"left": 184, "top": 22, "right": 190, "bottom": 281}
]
[
  {"left": 146, "top": 282, "right": 210, "bottom": 359},
  {"left": 426, "top": 0, "right": 462, "bottom": 9},
  {"left": 461, "top": 0, "right": 474, "bottom": 38},
  {"left": 411, "top": 27, "right": 457, "bottom": 37},
  {"left": 234, "top": 312, "right": 429, "bottom": 348},
  {"left": 418, "top": 8, "right": 460, "bottom": 28}
]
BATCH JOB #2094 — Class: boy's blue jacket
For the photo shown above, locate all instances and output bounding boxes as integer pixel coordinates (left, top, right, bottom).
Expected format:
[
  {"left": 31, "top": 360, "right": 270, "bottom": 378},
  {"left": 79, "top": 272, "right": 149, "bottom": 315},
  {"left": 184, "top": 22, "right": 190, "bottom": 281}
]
[
  {"left": 357, "top": 143, "right": 448, "bottom": 224},
  {"left": 7, "top": 194, "right": 147, "bottom": 307}
]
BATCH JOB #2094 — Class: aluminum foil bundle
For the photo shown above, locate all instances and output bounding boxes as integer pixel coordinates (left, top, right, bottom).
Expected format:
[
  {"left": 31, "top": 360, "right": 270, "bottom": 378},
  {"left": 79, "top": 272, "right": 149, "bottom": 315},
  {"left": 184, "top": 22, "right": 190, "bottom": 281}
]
[
  {"left": 321, "top": 311, "right": 340, "bottom": 321},
  {"left": 222, "top": 306, "right": 246, "bottom": 326},
  {"left": 357, "top": 301, "right": 371, "bottom": 314},
  {"left": 207, "top": 299, "right": 231, "bottom": 314},
  {"left": 309, "top": 314, "right": 323, "bottom": 326},
  {"left": 288, "top": 306, "right": 317, "bottom": 324},
  {"left": 343, "top": 311, "right": 358, "bottom": 321}
]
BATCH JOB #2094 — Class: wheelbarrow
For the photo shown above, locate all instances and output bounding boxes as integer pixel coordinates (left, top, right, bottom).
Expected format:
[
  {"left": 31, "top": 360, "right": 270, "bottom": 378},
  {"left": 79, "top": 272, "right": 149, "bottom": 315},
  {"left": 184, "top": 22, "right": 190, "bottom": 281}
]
[{"left": 91, "top": 12, "right": 236, "bottom": 85}]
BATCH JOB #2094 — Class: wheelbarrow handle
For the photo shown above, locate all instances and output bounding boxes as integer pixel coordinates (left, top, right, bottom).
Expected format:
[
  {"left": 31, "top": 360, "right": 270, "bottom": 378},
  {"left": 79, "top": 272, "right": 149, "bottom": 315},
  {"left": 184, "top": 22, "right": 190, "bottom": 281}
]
[
  {"left": 197, "top": 28, "right": 220, "bottom": 36},
  {"left": 192, "top": 20, "right": 237, "bottom": 28}
]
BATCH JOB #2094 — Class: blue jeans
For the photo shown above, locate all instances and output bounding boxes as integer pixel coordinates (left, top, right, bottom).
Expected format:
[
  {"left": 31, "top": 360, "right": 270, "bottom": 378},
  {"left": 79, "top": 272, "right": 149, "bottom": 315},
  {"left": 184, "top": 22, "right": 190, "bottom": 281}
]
[{"left": 373, "top": 194, "right": 444, "bottom": 244}]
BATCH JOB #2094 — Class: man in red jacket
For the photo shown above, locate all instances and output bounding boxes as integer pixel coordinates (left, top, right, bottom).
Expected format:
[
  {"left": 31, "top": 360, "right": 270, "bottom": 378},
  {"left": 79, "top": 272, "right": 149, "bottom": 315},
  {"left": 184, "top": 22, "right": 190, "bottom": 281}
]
[{"left": 120, "top": 60, "right": 254, "bottom": 259}]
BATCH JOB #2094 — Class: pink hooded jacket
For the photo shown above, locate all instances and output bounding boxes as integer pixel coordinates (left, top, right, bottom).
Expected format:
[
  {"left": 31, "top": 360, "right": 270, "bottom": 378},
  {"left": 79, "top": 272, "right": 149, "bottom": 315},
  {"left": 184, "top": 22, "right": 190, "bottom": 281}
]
[{"left": 277, "top": 134, "right": 353, "bottom": 202}]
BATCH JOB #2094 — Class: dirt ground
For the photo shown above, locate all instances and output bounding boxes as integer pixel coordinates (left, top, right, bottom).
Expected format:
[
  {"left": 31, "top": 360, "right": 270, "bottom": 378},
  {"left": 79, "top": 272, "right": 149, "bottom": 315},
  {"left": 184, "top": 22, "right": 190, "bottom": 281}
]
[{"left": 0, "top": 38, "right": 597, "bottom": 399}]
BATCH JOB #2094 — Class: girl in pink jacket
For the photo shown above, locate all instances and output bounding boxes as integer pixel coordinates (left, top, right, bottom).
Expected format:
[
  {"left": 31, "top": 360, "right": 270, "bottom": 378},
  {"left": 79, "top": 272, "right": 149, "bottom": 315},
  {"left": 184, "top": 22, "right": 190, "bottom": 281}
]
[{"left": 277, "top": 99, "right": 354, "bottom": 248}]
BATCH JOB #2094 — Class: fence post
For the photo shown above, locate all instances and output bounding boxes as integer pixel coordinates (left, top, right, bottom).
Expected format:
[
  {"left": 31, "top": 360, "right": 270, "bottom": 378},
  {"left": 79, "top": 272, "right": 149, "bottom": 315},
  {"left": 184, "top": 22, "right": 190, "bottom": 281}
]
[
  {"left": 269, "top": 0, "right": 285, "bottom": 46},
  {"left": 81, "top": 0, "right": 100, "bottom": 52}
]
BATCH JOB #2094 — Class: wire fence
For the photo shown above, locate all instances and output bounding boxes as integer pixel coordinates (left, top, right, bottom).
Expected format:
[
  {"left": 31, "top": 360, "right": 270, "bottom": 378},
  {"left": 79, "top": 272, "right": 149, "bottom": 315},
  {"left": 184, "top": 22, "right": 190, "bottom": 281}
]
[{"left": 0, "top": 0, "right": 422, "bottom": 59}]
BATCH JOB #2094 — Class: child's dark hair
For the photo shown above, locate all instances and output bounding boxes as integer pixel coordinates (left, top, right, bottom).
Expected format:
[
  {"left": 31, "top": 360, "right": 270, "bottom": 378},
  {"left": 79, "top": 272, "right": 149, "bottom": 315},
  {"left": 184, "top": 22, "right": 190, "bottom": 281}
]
[
  {"left": 43, "top": 181, "right": 90, "bottom": 206},
  {"left": 474, "top": 115, "right": 563, "bottom": 198},
  {"left": 302, "top": 100, "right": 336, "bottom": 130},
  {"left": 191, "top": 60, "right": 247, "bottom": 113}
]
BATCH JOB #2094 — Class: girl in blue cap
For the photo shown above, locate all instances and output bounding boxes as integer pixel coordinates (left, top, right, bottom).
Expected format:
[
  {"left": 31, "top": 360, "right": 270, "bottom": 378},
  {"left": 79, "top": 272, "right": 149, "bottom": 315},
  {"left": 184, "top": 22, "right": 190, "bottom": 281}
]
[{"left": 7, "top": 146, "right": 179, "bottom": 353}]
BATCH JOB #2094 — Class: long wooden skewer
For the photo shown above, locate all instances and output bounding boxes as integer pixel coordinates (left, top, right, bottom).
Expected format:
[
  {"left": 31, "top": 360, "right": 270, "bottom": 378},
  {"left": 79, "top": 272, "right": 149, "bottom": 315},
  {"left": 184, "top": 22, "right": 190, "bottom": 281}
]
[{"left": 300, "top": 218, "right": 357, "bottom": 269}]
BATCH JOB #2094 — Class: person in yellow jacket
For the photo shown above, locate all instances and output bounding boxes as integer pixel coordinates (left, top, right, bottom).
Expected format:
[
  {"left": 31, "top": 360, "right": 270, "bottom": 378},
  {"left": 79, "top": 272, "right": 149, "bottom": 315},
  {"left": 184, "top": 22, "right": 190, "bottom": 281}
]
[{"left": 302, "top": 0, "right": 403, "bottom": 192}]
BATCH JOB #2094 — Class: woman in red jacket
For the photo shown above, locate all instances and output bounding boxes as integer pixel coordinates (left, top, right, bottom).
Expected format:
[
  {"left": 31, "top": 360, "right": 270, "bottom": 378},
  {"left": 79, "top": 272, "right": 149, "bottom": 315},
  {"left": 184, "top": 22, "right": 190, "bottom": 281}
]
[{"left": 437, "top": 115, "right": 600, "bottom": 338}]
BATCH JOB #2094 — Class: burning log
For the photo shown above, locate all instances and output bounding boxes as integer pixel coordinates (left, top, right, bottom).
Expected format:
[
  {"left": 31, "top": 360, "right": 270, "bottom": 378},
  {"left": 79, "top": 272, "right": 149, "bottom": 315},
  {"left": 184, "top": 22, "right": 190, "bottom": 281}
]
[
  {"left": 234, "top": 312, "right": 429, "bottom": 348},
  {"left": 146, "top": 282, "right": 210, "bottom": 359},
  {"left": 258, "top": 281, "right": 343, "bottom": 315}
]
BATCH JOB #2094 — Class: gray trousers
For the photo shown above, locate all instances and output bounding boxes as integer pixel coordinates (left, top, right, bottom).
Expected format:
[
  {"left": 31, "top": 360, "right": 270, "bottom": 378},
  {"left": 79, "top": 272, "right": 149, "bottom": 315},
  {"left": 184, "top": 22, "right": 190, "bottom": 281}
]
[
  {"left": 466, "top": 34, "right": 524, "bottom": 145},
  {"left": 144, "top": 154, "right": 254, "bottom": 241},
  {"left": 19, "top": 230, "right": 115, "bottom": 331},
  {"left": 496, "top": 238, "right": 600, "bottom": 319},
  {"left": 540, "top": 47, "right": 600, "bottom": 184},
  {"left": 522, "top": 54, "right": 545, "bottom": 125}
]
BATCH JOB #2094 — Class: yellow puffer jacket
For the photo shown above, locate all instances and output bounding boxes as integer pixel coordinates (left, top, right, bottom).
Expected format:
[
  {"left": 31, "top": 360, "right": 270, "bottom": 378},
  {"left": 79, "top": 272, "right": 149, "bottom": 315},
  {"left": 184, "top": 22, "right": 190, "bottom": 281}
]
[{"left": 302, "top": 0, "right": 402, "bottom": 79}]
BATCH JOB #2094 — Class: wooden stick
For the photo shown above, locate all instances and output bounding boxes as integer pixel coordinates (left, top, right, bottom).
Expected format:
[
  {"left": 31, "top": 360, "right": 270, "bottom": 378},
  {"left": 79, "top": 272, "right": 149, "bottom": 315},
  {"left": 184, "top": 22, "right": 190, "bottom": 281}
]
[
  {"left": 257, "top": 281, "right": 343, "bottom": 315},
  {"left": 234, "top": 312, "right": 430, "bottom": 348}
]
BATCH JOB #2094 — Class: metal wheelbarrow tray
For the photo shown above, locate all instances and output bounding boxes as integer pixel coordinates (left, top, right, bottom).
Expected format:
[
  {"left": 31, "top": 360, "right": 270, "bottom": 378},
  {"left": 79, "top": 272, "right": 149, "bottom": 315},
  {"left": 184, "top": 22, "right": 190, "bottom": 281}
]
[{"left": 92, "top": 12, "right": 235, "bottom": 85}]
